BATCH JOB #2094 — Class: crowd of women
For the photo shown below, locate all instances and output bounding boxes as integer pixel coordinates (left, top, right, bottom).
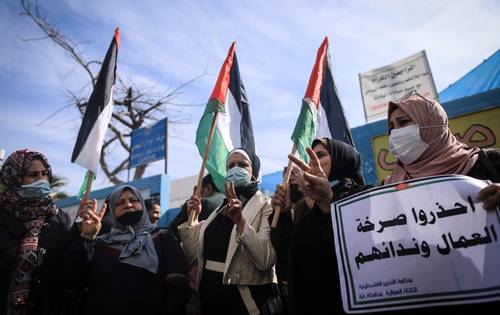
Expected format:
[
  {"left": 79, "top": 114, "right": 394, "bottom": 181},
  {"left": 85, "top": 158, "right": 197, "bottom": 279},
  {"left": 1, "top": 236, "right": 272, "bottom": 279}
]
[{"left": 1, "top": 93, "right": 499, "bottom": 314}]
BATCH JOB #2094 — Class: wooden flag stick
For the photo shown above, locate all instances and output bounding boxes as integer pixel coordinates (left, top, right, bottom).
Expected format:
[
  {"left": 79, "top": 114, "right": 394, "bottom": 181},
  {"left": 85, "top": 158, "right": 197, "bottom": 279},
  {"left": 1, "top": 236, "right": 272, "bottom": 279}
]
[
  {"left": 188, "top": 112, "right": 220, "bottom": 226},
  {"left": 84, "top": 170, "right": 94, "bottom": 203},
  {"left": 271, "top": 144, "right": 297, "bottom": 228},
  {"left": 73, "top": 170, "right": 94, "bottom": 224}
]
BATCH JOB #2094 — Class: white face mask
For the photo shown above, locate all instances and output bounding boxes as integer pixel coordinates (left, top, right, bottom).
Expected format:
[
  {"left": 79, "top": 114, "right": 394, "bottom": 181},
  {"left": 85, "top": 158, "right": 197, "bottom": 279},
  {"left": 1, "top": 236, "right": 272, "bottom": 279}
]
[
  {"left": 389, "top": 125, "right": 428, "bottom": 165},
  {"left": 389, "top": 124, "right": 446, "bottom": 165},
  {"left": 225, "top": 166, "right": 252, "bottom": 188}
]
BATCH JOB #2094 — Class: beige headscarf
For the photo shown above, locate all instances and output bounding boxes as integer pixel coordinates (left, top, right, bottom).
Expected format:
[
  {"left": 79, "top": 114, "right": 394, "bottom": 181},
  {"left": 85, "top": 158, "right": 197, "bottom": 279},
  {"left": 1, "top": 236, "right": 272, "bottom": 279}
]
[{"left": 384, "top": 95, "right": 479, "bottom": 184}]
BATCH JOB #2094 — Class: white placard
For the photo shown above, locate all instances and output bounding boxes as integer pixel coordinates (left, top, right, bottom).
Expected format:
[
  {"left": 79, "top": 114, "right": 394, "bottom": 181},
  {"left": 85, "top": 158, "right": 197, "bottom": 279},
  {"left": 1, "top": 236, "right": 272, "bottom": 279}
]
[
  {"left": 359, "top": 50, "right": 438, "bottom": 122},
  {"left": 331, "top": 175, "right": 500, "bottom": 313}
]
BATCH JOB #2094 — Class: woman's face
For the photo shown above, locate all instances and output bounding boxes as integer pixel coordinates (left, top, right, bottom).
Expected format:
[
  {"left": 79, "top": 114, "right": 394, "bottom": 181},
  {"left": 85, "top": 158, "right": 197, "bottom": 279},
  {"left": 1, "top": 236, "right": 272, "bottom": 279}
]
[
  {"left": 227, "top": 153, "right": 252, "bottom": 176},
  {"left": 114, "top": 189, "right": 143, "bottom": 218},
  {"left": 22, "top": 159, "right": 49, "bottom": 185},
  {"left": 312, "top": 143, "right": 331, "bottom": 177},
  {"left": 389, "top": 107, "right": 416, "bottom": 133}
]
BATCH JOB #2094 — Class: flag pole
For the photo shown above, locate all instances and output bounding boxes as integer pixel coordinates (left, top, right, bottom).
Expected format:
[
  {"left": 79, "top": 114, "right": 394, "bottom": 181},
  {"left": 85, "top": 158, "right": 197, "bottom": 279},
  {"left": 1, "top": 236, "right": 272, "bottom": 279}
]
[
  {"left": 84, "top": 170, "right": 94, "bottom": 202},
  {"left": 271, "top": 143, "right": 297, "bottom": 228},
  {"left": 188, "top": 112, "right": 219, "bottom": 225}
]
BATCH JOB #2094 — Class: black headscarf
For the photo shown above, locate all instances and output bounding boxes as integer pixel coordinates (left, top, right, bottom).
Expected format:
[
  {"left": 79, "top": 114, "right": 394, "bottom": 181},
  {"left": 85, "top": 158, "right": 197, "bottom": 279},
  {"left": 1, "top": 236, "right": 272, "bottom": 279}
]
[{"left": 311, "top": 138, "right": 363, "bottom": 185}]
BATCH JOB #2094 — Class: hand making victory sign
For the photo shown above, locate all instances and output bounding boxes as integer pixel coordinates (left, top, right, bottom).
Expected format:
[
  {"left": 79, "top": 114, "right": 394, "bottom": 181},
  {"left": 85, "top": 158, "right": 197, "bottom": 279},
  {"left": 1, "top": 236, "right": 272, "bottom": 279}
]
[
  {"left": 224, "top": 181, "right": 246, "bottom": 233},
  {"left": 78, "top": 199, "right": 108, "bottom": 240},
  {"left": 288, "top": 147, "right": 333, "bottom": 214}
]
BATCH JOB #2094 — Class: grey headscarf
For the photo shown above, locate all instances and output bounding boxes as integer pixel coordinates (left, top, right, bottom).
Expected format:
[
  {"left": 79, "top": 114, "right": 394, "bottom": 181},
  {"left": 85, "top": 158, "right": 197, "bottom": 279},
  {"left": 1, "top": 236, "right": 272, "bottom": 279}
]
[{"left": 97, "top": 185, "right": 159, "bottom": 273}]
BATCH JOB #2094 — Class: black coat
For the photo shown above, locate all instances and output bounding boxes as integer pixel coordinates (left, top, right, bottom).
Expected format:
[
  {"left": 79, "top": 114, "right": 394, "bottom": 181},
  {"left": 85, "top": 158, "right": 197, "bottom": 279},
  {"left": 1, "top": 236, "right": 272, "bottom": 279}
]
[
  {"left": 271, "top": 179, "right": 367, "bottom": 315},
  {"left": 272, "top": 149, "right": 500, "bottom": 315},
  {"left": 0, "top": 209, "right": 78, "bottom": 315},
  {"left": 65, "top": 228, "right": 191, "bottom": 315}
]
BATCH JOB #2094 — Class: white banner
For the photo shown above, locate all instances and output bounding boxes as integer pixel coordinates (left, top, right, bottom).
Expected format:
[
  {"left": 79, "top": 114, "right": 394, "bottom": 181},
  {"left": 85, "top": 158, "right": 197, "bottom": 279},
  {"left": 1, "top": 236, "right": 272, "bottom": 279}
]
[
  {"left": 359, "top": 50, "right": 438, "bottom": 122},
  {"left": 331, "top": 175, "right": 500, "bottom": 313}
]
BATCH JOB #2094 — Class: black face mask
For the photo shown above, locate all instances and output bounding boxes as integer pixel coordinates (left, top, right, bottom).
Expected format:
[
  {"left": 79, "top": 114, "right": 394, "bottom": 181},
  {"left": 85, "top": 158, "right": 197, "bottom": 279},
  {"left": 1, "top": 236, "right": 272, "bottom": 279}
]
[
  {"left": 116, "top": 210, "right": 143, "bottom": 226},
  {"left": 289, "top": 183, "right": 303, "bottom": 203},
  {"left": 234, "top": 181, "right": 259, "bottom": 200}
]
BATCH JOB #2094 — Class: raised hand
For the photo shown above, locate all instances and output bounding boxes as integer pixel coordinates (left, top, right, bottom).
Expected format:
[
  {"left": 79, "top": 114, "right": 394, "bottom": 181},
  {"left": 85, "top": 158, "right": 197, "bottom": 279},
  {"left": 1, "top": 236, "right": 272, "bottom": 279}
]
[
  {"left": 224, "top": 181, "right": 246, "bottom": 233},
  {"left": 288, "top": 147, "right": 333, "bottom": 213},
  {"left": 271, "top": 184, "right": 292, "bottom": 213},
  {"left": 187, "top": 195, "right": 202, "bottom": 219},
  {"left": 79, "top": 199, "right": 107, "bottom": 240}
]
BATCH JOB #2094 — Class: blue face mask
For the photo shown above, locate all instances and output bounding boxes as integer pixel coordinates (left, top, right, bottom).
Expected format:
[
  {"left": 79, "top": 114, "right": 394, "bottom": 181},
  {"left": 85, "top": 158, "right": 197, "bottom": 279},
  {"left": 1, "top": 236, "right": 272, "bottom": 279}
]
[
  {"left": 225, "top": 166, "right": 251, "bottom": 188},
  {"left": 18, "top": 179, "right": 53, "bottom": 199}
]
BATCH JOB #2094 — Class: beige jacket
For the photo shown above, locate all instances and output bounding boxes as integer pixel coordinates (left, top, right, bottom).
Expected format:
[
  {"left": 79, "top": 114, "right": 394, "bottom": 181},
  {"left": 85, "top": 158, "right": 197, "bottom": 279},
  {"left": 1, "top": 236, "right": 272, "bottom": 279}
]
[{"left": 178, "top": 190, "right": 276, "bottom": 289}]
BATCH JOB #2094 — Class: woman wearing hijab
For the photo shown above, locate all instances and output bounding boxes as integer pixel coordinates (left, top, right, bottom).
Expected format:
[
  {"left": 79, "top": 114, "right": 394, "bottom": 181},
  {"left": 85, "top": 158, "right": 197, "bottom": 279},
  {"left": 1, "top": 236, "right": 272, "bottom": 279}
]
[
  {"left": 178, "top": 148, "right": 281, "bottom": 315},
  {"left": 385, "top": 92, "right": 499, "bottom": 209},
  {"left": 381, "top": 92, "right": 500, "bottom": 314},
  {"left": 271, "top": 139, "right": 367, "bottom": 315},
  {"left": 0, "top": 149, "right": 74, "bottom": 315},
  {"left": 70, "top": 185, "right": 191, "bottom": 315}
]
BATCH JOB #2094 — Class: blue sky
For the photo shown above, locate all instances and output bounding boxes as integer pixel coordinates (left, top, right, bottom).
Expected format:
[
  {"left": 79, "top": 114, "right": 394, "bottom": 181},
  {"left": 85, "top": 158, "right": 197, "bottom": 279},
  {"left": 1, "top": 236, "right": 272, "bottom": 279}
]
[{"left": 1, "top": 0, "right": 499, "bottom": 194}]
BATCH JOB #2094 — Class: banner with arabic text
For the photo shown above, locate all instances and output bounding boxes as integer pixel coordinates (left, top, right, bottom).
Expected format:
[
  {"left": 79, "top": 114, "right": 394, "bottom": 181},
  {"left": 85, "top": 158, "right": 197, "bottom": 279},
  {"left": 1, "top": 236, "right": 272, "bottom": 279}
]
[
  {"left": 359, "top": 50, "right": 438, "bottom": 122},
  {"left": 332, "top": 175, "right": 500, "bottom": 313}
]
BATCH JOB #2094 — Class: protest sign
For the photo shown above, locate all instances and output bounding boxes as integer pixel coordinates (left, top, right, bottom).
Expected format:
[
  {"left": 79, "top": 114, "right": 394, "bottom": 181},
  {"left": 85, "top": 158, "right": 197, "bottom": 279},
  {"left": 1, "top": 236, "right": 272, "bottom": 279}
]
[{"left": 332, "top": 175, "right": 500, "bottom": 313}]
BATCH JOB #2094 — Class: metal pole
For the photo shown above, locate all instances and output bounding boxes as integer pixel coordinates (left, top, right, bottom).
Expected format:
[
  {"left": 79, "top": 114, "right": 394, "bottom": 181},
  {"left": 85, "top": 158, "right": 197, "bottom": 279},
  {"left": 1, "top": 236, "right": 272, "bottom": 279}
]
[
  {"left": 423, "top": 50, "right": 440, "bottom": 102},
  {"left": 164, "top": 118, "right": 168, "bottom": 174},
  {"left": 358, "top": 73, "right": 369, "bottom": 123}
]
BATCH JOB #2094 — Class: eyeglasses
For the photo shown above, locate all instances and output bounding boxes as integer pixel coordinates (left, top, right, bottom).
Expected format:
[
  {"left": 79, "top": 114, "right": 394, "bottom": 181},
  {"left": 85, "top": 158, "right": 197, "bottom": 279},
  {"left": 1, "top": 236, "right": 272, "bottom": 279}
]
[{"left": 116, "top": 198, "right": 141, "bottom": 207}]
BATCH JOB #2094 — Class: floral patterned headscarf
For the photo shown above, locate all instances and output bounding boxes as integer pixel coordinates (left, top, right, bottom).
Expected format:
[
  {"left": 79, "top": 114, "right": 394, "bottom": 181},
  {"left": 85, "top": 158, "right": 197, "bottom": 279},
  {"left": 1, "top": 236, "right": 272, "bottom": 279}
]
[{"left": 0, "top": 149, "right": 57, "bottom": 313}]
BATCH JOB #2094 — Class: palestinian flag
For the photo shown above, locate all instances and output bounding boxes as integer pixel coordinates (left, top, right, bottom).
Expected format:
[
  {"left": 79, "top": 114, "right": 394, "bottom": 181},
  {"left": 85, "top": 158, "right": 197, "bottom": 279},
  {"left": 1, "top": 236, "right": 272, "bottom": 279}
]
[
  {"left": 71, "top": 29, "right": 120, "bottom": 173},
  {"left": 291, "top": 36, "right": 354, "bottom": 162},
  {"left": 196, "top": 42, "right": 258, "bottom": 192}
]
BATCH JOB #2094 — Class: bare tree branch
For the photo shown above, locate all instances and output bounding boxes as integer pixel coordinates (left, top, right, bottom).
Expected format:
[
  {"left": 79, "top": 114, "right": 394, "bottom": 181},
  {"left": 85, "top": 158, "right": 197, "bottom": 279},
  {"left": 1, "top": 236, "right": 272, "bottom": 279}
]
[
  {"left": 111, "top": 112, "right": 134, "bottom": 129},
  {"left": 20, "top": 0, "right": 96, "bottom": 83},
  {"left": 18, "top": 34, "right": 50, "bottom": 42},
  {"left": 99, "top": 147, "right": 124, "bottom": 184},
  {"left": 37, "top": 103, "right": 74, "bottom": 126},
  {"left": 108, "top": 123, "right": 131, "bottom": 151},
  {"left": 102, "top": 136, "right": 118, "bottom": 150},
  {"left": 133, "top": 165, "right": 146, "bottom": 180},
  {"left": 19, "top": 0, "right": 205, "bottom": 184},
  {"left": 111, "top": 159, "right": 129, "bottom": 177}
]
